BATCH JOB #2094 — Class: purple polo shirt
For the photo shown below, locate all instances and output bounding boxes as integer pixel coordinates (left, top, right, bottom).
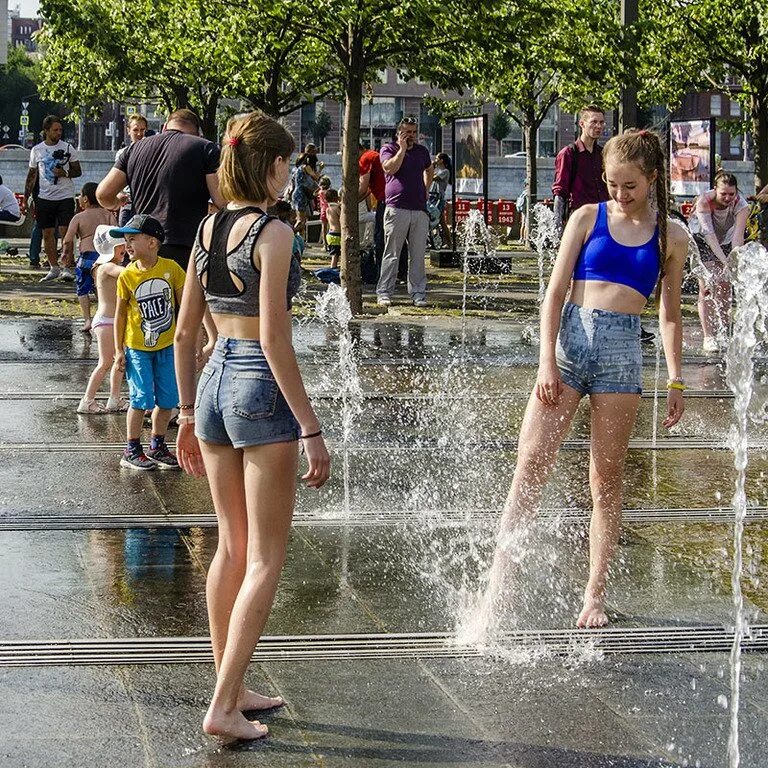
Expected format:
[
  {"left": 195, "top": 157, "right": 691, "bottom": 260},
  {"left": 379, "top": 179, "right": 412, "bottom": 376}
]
[
  {"left": 552, "top": 139, "right": 609, "bottom": 212},
  {"left": 379, "top": 142, "right": 432, "bottom": 210}
]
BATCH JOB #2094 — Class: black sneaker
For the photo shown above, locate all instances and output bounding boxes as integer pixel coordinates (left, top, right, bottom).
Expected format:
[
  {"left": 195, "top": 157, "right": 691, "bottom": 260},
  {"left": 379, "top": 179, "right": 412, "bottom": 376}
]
[
  {"left": 146, "top": 443, "right": 180, "bottom": 470},
  {"left": 120, "top": 449, "right": 156, "bottom": 471},
  {"left": 640, "top": 326, "right": 655, "bottom": 344}
]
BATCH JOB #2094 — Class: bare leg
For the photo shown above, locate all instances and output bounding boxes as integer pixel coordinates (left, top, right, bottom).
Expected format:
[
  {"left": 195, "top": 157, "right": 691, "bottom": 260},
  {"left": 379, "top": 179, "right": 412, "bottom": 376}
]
[
  {"left": 295, "top": 211, "right": 307, "bottom": 239},
  {"left": 126, "top": 406, "right": 144, "bottom": 441},
  {"left": 714, "top": 279, "right": 732, "bottom": 340},
  {"left": 201, "top": 442, "right": 284, "bottom": 716},
  {"left": 150, "top": 406, "right": 173, "bottom": 436},
  {"left": 464, "top": 385, "right": 583, "bottom": 643},
  {"left": 108, "top": 356, "right": 124, "bottom": 401},
  {"left": 79, "top": 296, "right": 92, "bottom": 331},
  {"left": 202, "top": 440, "right": 298, "bottom": 742},
  {"left": 83, "top": 326, "right": 114, "bottom": 401},
  {"left": 577, "top": 392, "right": 640, "bottom": 629},
  {"left": 698, "top": 277, "right": 717, "bottom": 341},
  {"left": 42, "top": 228, "right": 58, "bottom": 268}
]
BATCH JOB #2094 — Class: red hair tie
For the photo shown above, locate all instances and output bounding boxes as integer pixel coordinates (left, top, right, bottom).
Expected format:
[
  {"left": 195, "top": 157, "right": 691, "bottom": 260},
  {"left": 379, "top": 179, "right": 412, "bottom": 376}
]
[
  {"left": 638, "top": 129, "right": 649, "bottom": 137},
  {"left": 228, "top": 137, "right": 240, "bottom": 147}
]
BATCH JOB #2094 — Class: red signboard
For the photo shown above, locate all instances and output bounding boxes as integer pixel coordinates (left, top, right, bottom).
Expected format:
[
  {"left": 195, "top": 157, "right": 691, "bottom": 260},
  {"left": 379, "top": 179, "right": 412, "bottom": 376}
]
[{"left": 497, "top": 199, "right": 516, "bottom": 226}]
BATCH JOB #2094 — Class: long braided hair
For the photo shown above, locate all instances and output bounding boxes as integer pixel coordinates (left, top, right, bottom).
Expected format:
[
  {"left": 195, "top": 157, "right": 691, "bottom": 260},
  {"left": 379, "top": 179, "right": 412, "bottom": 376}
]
[{"left": 603, "top": 129, "right": 668, "bottom": 302}]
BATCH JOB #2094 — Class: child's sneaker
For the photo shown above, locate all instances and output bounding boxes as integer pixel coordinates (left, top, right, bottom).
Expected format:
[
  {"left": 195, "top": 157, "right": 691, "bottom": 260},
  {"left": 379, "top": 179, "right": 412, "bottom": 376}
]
[
  {"left": 76, "top": 398, "right": 106, "bottom": 414},
  {"left": 146, "top": 443, "right": 180, "bottom": 470},
  {"left": 120, "top": 447, "right": 156, "bottom": 471},
  {"left": 105, "top": 396, "right": 130, "bottom": 412},
  {"left": 59, "top": 267, "right": 75, "bottom": 282}
]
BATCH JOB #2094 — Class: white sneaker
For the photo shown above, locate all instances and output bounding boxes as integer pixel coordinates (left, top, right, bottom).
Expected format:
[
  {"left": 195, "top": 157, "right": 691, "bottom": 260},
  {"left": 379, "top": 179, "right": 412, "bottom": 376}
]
[
  {"left": 413, "top": 296, "right": 428, "bottom": 308},
  {"left": 377, "top": 295, "right": 391, "bottom": 307},
  {"left": 703, "top": 336, "right": 719, "bottom": 353},
  {"left": 39, "top": 267, "right": 60, "bottom": 282},
  {"left": 59, "top": 268, "right": 75, "bottom": 282}
]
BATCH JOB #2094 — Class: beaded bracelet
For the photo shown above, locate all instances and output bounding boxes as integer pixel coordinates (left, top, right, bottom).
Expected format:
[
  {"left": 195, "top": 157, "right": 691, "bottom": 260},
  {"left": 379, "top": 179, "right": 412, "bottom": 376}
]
[{"left": 178, "top": 403, "right": 195, "bottom": 411}]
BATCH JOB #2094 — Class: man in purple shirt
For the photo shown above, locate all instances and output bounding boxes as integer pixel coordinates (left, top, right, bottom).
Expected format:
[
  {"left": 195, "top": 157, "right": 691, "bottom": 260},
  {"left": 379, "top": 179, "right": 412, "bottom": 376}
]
[
  {"left": 552, "top": 105, "right": 609, "bottom": 230},
  {"left": 376, "top": 117, "right": 434, "bottom": 307}
]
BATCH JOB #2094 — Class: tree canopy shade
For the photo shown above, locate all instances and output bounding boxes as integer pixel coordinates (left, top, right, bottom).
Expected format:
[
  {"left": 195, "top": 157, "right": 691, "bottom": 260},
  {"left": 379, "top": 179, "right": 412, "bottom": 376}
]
[
  {"left": 417, "top": 0, "right": 622, "bottom": 238},
  {"left": 638, "top": 0, "right": 768, "bottom": 192}
]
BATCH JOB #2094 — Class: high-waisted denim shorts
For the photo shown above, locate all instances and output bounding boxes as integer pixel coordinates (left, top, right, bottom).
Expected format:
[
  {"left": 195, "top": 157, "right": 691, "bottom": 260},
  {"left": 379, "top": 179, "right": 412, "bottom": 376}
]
[
  {"left": 195, "top": 337, "right": 300, "bottom": 448},
  {"left": 555, "top": 302, "right": 643, "bottom": 395}
]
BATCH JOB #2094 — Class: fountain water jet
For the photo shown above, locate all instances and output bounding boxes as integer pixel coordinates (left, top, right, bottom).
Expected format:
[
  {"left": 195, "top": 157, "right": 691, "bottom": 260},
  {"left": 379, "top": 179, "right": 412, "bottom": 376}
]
[{"left": 724, "top": 241, "right": 768, "bottom": 767}]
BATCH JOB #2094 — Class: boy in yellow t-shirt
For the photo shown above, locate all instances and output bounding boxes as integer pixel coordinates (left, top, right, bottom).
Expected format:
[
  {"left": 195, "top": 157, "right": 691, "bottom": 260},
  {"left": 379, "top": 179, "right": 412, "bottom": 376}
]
[{"left": 112, "top": 214, "right": 186, "bottom": 470}]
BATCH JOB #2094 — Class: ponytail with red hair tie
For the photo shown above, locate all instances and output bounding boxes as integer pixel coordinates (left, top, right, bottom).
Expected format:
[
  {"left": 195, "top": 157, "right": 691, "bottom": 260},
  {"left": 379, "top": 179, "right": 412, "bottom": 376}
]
[{"left": 228, "top": 137, "right": 240, "bottom": 147}]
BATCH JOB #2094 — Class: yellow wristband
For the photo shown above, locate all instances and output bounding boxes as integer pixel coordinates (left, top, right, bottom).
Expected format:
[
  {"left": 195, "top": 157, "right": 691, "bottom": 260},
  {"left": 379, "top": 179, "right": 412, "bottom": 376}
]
[{"left": 667, "top": 381, "right": 687, "bottom": 392}]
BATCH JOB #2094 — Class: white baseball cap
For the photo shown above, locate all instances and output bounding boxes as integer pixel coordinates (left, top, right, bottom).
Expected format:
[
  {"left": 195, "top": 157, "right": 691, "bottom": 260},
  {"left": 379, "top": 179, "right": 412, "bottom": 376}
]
[{"left": 93, "top": 225, "right": 125, "bottom": 264}]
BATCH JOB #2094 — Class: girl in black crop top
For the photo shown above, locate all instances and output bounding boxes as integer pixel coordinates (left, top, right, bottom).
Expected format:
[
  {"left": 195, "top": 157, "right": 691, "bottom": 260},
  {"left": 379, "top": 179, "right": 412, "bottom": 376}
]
[{"left": 174, "top": 112, "right": 330, "bottom": 744}]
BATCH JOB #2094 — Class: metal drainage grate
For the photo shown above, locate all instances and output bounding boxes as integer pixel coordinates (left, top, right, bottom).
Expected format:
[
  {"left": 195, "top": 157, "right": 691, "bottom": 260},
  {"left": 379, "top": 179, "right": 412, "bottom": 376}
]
[
  {"left": 1, "top": 626, "right": 766, "bottom": 668},
  {"left": 0, "top": 438, "right": 764, "bottom": 453},
  {"left": 0, "top": 506, "right": 764, "bottom": 531},
  {"left": 0, "top": 390, "right": 738, "bottom": 401}
]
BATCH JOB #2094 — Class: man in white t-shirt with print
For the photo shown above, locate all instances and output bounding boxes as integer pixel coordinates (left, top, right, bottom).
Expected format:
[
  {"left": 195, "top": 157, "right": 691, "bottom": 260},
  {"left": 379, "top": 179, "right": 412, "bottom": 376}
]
[{"left": 25, "top": 115, "right": 82, "bottom": 282}]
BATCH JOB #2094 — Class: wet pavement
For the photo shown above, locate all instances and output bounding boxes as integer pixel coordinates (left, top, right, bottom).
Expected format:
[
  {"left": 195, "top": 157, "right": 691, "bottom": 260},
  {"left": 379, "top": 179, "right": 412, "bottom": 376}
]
[{"left": 1, "top": 315, "right": 767, "bottom": 767}]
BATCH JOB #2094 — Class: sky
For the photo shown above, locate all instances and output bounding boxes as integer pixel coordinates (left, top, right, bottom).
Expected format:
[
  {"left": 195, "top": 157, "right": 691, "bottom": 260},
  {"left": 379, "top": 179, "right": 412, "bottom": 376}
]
[{"left": 15, "top": 0, "right": 40, "bottom": 18}]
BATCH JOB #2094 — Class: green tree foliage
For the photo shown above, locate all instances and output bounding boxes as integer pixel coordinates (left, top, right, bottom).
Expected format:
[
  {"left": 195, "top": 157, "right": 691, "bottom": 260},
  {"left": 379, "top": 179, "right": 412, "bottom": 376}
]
[
  {"left": 268, "top": 0, "right": 479, "bottom": 313},
  {"left": 0, "top": 45, "right": 62, "bottom": 145},
  {"left": 490, "top": 110, "right": 511, "bottom": 153},
  {"left": 308, "top": 108, "right": 333, "bottom": 150},
  {"left": 418, "top": 0, "right": 621, "bottom": 237},
  {"left": 638, "top": 0, "right": 768, "bottom": 192},
  {"left": 36, "top": 0, "right": 335, "bottom": 138}
]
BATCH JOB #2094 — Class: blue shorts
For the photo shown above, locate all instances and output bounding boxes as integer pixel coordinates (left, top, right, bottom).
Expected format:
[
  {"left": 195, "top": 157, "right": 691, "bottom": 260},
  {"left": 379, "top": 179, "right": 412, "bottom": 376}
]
[
  {"left": 195, "top": 337, "right": 300, "bottom": 449},
  {"left": 125, "top": 345, "right": 179, "bottom": 410},
  {"left": 75, "top": 251, "right": 98, "bottom": 297},
  {"left": 555, "top": 302, "right": 643, "bottom": 396}
]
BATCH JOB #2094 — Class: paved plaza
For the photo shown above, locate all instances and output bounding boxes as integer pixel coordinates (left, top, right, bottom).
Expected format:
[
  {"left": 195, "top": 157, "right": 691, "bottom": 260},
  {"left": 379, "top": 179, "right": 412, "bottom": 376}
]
[{"left": 0, "top": 263, "right": 767, "bottom": 766}]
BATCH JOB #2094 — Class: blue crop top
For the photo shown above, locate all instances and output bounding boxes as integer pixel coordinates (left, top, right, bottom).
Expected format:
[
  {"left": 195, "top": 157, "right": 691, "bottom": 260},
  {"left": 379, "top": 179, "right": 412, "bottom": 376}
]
[{"left": 572, "top": 202, "right": 660, "bottom": 298}]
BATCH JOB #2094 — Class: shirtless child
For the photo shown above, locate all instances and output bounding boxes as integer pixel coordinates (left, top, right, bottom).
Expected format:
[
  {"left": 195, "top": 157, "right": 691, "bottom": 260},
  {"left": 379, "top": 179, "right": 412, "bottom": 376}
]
[
  {"left": 325, "top": 189, "right": 341, "bottom": 268},
  {"left": 76, "top": 225, "right": 128, "bottom": 414},
  {"left": 63, "top": 183, "right": 116, "bottom": 331}
]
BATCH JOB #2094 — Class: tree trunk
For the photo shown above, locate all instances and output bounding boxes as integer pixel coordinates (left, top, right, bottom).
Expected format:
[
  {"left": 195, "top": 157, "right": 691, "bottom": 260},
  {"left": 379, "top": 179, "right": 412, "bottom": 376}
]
[
  {"left": 752, "top": 91, "right": 768, "bottom": 194},
  {"left": 524, "top": 115, "right": 538, "bottom": 247},
  {"left": 202, "top": 93, "right": 219, "bottom": 141},
  {"left": 340, "top": 33, "right": 364, "bottom": 315}
]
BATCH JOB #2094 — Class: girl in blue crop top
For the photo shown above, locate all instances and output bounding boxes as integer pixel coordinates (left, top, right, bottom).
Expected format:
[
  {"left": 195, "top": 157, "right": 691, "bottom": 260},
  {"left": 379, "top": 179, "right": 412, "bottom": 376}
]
[
  {"left": 475, "top": 131, "right": 690, "bottom": 638},
  {"left": 174, "top": 112, "right": 330, "bottom": 744}
]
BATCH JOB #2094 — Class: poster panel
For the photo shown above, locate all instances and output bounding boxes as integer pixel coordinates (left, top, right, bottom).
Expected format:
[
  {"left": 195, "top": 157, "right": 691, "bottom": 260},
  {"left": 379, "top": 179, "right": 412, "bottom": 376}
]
[
  {"left": 454, "top": 116, "right": 486, "bottom": 196},
  {"left": 669, "top": 118, "right": 715, "bottom": 196}
]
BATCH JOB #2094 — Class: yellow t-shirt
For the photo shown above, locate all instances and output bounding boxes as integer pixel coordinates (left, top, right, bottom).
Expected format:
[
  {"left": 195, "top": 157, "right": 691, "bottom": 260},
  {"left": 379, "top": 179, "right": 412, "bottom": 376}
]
[{"left": 117, "top": 257, "right": 186, "bottom": 352}]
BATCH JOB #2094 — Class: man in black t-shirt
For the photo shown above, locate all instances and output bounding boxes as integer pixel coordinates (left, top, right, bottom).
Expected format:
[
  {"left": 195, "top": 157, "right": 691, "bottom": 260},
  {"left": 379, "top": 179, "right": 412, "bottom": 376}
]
[{"left": 97, "top": 109, "right": 225, "bottom": 269}]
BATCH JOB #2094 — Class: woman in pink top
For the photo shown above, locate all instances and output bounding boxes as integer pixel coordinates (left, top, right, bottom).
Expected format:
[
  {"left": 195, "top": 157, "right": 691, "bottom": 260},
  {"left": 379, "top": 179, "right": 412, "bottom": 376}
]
[{"left": 692, "top": 171, "right": 749, "bottom": 353}]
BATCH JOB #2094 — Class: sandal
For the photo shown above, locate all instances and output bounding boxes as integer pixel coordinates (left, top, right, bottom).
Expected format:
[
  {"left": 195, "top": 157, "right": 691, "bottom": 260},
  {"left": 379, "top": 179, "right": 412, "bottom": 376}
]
[
  {"left": 105, "top": 396, "right": 130, "bottom": 412},
  {"left": 77, "top": 398, "right": 106, "bottom": 415}
]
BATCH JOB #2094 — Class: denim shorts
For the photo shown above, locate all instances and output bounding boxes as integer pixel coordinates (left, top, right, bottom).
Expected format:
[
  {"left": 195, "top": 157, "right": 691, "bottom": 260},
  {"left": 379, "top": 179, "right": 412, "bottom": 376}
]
[
  {"left": 195, "top": 337, "right": 300, "bottom": 449},
  {"left": 125, "top": 345, "right": 179, "bottom": 410},
  {"left": 555, "top": 302, "right": 643, "bottom": 395}
]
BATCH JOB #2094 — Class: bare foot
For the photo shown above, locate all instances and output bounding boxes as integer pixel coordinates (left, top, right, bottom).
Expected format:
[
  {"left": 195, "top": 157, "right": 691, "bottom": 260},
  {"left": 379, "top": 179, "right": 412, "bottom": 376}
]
[
  {"left": 203, "top": 708, "right": 268, "bottom": 743},
  {"left": 237, "top": 688, "right": 284, "bottom": 712},
  {"left": 576, "top": 595, "right": 609, "bottom": 629}
]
